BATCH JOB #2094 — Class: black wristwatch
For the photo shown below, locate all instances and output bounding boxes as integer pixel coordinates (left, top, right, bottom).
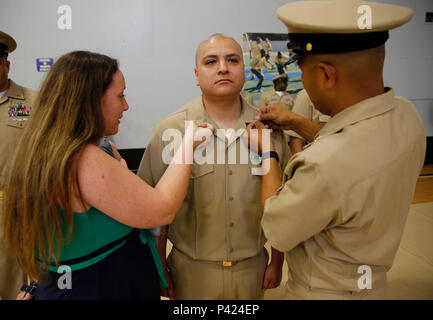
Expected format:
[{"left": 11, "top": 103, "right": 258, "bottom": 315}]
[{"left": 261, "top": 151, "right": 280, "bottom": 163}]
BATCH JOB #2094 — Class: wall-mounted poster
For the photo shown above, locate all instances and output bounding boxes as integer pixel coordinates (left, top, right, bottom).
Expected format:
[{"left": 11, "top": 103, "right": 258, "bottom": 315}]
[{"left": 241, "top": 32, "right": 303, "bottom": 105}]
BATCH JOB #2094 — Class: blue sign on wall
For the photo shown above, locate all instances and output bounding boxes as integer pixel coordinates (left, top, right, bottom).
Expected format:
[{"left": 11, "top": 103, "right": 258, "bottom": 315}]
[{"left": 36, "top": 58, "right": 54, "bottom": 72}]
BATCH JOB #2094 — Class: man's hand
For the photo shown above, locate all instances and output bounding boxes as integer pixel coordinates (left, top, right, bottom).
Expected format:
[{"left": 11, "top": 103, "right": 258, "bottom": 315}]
[
  {"left": 262, "top": 262, "right": 283, "bottom": 290},
  {"left": 244, "top": 120, "right": 274, "bottom": 155},
  {"left": 257, "top": 104, "right": 322, "bottom": 142},
  {"left": 255, "top": 104, "right": 295, "bottom": 131},
  {"left": 262, "top": 248, "right": 284, "bottom": 290}
]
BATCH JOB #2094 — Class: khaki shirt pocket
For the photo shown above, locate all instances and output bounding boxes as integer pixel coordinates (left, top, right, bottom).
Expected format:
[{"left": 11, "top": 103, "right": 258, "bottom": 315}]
[
  {"left": 7, "top": 117, "right": 29, "bottom": 129},
  {"left": 235, "top": 162, "right": 261, "bottom": 204},
  {"left": 191, "top": 164, "right": 215, "bottom": 205}
]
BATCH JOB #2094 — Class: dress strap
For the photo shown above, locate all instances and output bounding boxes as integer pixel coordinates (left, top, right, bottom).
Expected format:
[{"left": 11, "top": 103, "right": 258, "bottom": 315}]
[{"left": 138, "top": 229, "right": 169, "bottom": 289}]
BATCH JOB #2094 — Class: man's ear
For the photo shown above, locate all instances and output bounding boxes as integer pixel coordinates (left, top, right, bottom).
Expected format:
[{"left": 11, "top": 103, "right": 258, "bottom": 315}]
[
  {"left": 317, "top": 62, "right": 336, "bottom": 89},
  {"left": 5, "top": 60, "right": 10, "bottom": 73},
  {"left": 194, "top": 67, "right": 200, "bottom": 87}
]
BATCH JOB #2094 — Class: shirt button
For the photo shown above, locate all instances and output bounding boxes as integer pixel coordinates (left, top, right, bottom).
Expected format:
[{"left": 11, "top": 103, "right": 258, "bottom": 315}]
[
  {"left": 229, "top": 222, "right": 234, "bottom": 227},
  {"left": 230, "top": 248, "right": 234, "bottom": 252},
  {"left": 229, "top": 170, "right": 233, "bottom": 175},
  {"left": 229, "top": 196, "right": 234, "bottom": 201}
]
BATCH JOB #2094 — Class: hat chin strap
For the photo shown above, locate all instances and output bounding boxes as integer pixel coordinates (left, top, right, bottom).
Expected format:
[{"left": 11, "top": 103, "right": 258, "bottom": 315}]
[{"left": 288, "top": 31, "right": 389, "bottom": 55}]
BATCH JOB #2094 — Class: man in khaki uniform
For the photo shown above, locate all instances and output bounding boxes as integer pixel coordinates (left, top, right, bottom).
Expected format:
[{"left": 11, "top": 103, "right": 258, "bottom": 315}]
[
  {"left": 248, "top": 38, "right": 263, "bottom": 81},
  {"left": 264, "top": 38, "right": 272, "bottom": 63},
  {"left": 258, "top": 74, "right": 294, "bottom": 110},
  {"left": 250, "top": 49, "right": 272, "bottom": 93},
  {"left": 252, "top": 0, "right": 426, "bottom": 299},
  {"left": 288, "top": 89, "right": 330, "bottom": 154},
  {"left": 249, "top": 37, "right": 262, "bottom": 60},
  {"left": 274, "top": 51, "right": 289, "bottom": 75},
  {"left": 259, "top": 74, "right": 294, "bottom": 143},
  {"left": 138, "top": 34, "right": 290, "bottom": 300},
  {"left": 240, "top": 90, "right": 255, "bottom": 107},
  {"left": 0, "top": 30, "right": 37, "bottom": 300}
]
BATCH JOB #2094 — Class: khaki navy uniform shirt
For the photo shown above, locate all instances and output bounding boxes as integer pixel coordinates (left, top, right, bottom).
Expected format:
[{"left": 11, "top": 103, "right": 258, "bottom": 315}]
[
  {"left": 250, "top": 42, "right": 262, "bottom": 60},
  {"left": 240, "top": 90, "right": 255, "bottom": 107},
  {"left": 250, "top": 56, "right": 272, "bottom": 71},
  {"left": 262, "top": 88, "right": 426, "bottom": 296},
  {"left": 0, "top": 79, "right": 36, "bottom": 300},
  {"left": 258, "top": 89, "right": 294, "bottom": 110},
  {"left": 288, "top": 89, "right": 330, "bottom": 140},
  {"left": 138, "top": 95, "right": 290, "bottom": 262},
  {"left": 265, "top": 41, "right": 272, "bottom": 53},
  {"left": 0, "top": 80, "right": 37, "bottom": 188},
  {"left": 274, "top": 54, "right": 289, "bottom": 65}
]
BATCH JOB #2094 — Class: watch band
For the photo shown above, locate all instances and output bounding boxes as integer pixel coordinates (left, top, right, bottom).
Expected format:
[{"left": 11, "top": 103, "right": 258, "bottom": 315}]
[{"left": 261, "top": 151, "right": 280, "bottom": 163}]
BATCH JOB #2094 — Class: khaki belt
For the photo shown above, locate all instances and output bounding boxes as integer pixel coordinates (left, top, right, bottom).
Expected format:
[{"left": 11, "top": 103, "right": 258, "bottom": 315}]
[
  {"left": 203, "top": 260, "right": 239, "bottom": 267},
  {"left": 172, "top": 247, "right": 262, "bottom": 268},
  {"left": 222, "top": 250, "right": 267, "bottom": 267},
  {"left": 196, "top": 259, "right": 239, "bottom": 267}
]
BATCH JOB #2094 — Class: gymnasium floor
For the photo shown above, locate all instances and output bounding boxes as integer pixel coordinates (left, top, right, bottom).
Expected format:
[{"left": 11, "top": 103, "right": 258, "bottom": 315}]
[{"left": 385, "top": 165, "right": 433, "bottom": 299}]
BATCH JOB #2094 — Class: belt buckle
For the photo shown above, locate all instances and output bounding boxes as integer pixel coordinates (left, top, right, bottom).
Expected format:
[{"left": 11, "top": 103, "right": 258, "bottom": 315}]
[{"left": 222, "top": 261, "right": 235, "bottom": 267}]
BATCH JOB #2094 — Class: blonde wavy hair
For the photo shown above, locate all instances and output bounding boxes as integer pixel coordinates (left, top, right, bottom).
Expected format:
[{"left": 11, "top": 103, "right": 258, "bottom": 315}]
[{"left": 2, "top": 51, "right": 118, "bottom": 280}]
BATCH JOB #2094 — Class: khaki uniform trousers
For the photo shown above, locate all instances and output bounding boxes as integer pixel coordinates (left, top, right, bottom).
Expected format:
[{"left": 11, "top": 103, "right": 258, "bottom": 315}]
[
  {"left": 0, "top": 196, "right": 27, "bottom": 300},
  {"left": 282, "top": 272, "right": 387, "bottom": 300},
  {"left": 168, "top": 247, "right": 268, "bottom": 300}
]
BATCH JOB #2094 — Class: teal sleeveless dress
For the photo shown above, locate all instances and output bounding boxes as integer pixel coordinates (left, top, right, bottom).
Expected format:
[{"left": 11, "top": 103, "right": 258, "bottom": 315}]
[{"left": 34, "top": 207, "right": 167, "bottom": 300}]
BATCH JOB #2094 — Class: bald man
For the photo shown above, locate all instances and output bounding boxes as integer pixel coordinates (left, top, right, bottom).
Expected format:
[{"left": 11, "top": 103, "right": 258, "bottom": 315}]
[
  {"left": 249, "top": 0, "right": 426, "bottom": 299},
  {"left": 138, "top": 34, "right": 290, "bottom": 300}
]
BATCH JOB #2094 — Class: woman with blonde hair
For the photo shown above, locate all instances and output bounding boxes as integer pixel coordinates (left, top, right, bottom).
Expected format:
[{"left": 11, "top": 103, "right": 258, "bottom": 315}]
[{"left": 2, "top": 51, "right": 211, "bottom": 299}]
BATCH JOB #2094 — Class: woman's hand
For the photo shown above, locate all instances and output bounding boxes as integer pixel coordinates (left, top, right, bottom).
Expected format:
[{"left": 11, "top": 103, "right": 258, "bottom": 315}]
[
  {"left": 192, "top": 123, "right": 215, "bottom": 150},
  {"left": 16, "top": 291, "right": 34, "bottom": 300}
]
